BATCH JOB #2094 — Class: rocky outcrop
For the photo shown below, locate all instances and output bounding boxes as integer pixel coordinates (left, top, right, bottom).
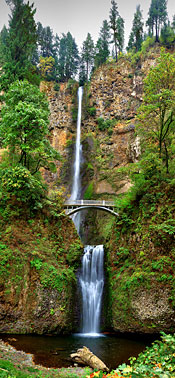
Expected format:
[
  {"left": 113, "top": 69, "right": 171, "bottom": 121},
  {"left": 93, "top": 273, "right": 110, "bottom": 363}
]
[{"left": 0, "top": 211, "right": 82, "bottom": 334}]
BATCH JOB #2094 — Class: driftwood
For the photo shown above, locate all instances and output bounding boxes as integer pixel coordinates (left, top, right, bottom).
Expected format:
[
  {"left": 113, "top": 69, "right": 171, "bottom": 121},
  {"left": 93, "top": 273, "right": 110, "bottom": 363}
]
[{"left": 70, "top": 346, "right": 109, "bottom": 372}]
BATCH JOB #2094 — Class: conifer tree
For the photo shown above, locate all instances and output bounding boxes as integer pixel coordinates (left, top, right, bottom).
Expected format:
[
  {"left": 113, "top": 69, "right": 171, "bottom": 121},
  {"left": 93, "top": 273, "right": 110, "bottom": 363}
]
[
  {"left": 127, "top": 5, "right": 144, "bottom": 52},
  {"left": 2, "top": 0, "right": 37, "bottom": 89},
  {"left": 109, "top": 0, "right": 124, "bottom": 61},
  {"left": 146, "top": 0, "right": 168, "bottom": 42},
  {"left": 95, "top": 20, "right": 110, "bottom": 67},
  {"left": 109, "top": 0, "right": 119, "bottom": 61},
  {"left": 58, "top": 32, "right": 79, "bottom": 81},
  {"left": 81, "top": 33, "right": 94, "bottom": 80}
]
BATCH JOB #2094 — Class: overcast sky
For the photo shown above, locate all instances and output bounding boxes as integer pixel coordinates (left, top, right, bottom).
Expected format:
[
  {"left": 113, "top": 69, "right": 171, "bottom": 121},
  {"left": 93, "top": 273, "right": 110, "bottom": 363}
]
[{"left": 1, "top": 0, "right": 175, "bottom": 50}]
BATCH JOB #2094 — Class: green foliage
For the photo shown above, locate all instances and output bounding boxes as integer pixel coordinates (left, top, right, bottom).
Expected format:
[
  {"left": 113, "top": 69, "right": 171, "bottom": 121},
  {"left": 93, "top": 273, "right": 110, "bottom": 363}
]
[
  {"left": 58, "top": 32, "right": 79, "bottom": 81},
  {"left": 97, "top": 117, "right": 116, "bottom": 131},
  {"left": 0, "top": 80, "right": 60, "bottom": 174},
  {"left": 160, "top": 23, "right": 175, "bottom": 48},
  {"left": 115, "top": 332, "right": 175, "bottom": 377},
  {"left": 72, "top": 106, "right": 78, "bottom": 122},
  {"left": 146, "top": 0, "right": 168, "bottom": 42},
  {"left": 87, "top": 107, "right": 96, "bottom": 116},
  {"left": 137, "top": 49, "right": 175, "bottom": 173},
  {"left": 54, "top": 82, "right": 60, "bottom": 91},
  {"left": 140, "top": 36, "right": 155, "bottom": 55},
  {"left": 81, "top": 33, "right": 95, "bottom": 80},
  {"left": 66, "top": 240, "right": 82, "bottom": 266},
  {"left": 84, "top": 182, "right": 94, "bottom": 200},
  {"left": 94, "top": 20, "right": 110, "bottom": 67},
  {"left": 1, "top": 0, "right": 37, "bottom": 89},
  {"left": 0, "top": 166, "right": 45, "bottom": 209},
  {"left": 109, "top": 0, "right": 124, "bottom": 60},
  {"left": 127, "top": 5, "right": 144, "bottom": 52}
]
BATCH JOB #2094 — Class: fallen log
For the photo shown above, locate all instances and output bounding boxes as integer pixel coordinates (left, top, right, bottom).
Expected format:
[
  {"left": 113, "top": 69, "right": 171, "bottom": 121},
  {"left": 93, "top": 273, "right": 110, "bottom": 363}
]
[{"left": 70, "top": 346, "right": 109, "bottom": 372}]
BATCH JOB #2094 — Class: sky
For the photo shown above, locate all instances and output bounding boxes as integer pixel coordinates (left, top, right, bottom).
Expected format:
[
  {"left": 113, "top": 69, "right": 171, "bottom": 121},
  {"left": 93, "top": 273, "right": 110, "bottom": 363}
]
[{"left": 1, "top": 0, "right": 175, "bottom": 50}]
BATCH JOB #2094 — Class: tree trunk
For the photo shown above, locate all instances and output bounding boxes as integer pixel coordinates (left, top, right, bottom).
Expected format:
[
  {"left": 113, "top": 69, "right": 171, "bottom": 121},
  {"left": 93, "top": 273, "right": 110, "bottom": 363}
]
[{"left": 70, "top": 346, "right": 109, "bottom": 372}]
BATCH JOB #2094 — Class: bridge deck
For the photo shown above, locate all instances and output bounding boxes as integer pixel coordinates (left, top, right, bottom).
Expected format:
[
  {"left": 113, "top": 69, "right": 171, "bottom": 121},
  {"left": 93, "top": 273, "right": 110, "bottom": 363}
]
[{"left": 64, "top": 200, "right": 115, "bottom": 207}]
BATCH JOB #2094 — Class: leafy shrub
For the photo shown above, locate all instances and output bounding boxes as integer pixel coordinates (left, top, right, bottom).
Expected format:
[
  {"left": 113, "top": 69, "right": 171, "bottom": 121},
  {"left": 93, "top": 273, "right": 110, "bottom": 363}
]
[
  {"left": 0, "top": 165, "right": 46, "bottom": 209},
  {"left": 88, "top": 107, "right": 96, "bottom": 116},
  {"left": 97, "top": 118, "right": 116, "bottom": 131},
  {"left": 54, "top": 82, "right": 60, "bottom": 91}
]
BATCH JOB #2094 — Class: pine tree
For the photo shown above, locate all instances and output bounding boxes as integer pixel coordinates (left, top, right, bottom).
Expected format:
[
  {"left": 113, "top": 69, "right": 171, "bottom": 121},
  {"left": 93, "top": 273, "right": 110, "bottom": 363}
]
[
  {"left": 116, "top": 15, "right": 124, "bottom": 53},
  {"left": 146, "top": 0, "right": 168, "bottom": 42},
  {"left": 95, "top": 20, "right": 110, "bottom": 67},
  {"left": 127, "top": 5, "right": 144, "bottom": 52},
  {"left": 81, "top": 33, "right": 94, "bottom": 81},
  {"left": 109, "top": 0, "right": 124, "bottom": 61},
  {"left": 58, "top": 32, "right": 79, "bottom": 81},
  {"left": 109, "top": 0, "right": 119, "bottom": 61},
  {"left": 0, "top": 26, "right": 8, "bottom": 66},
  {"left": 2, "top": 0, "right": 37, "bottom": 89}
]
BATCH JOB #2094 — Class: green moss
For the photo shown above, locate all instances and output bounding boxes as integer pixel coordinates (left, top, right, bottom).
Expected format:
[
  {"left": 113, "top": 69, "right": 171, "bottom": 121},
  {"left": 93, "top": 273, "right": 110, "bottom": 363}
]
[{"left": 84, "top": 182, "right": 94, "bottom": 200}]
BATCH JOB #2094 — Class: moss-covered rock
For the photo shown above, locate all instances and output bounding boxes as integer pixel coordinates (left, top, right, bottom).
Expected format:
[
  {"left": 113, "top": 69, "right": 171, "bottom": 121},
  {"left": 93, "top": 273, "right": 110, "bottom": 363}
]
[{"left": 0, "top": 204, "right": 83, "bottom": 334}]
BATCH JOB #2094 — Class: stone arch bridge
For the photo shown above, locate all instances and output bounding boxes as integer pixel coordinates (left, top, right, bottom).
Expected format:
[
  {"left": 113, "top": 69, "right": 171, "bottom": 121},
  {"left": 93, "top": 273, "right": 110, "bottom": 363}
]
[{"left": 64, "top": 200, "right": 118, "bottom": 217}]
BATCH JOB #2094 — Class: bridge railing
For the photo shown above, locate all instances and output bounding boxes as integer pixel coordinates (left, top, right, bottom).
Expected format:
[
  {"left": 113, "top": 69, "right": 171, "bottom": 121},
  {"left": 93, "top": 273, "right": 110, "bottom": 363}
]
[{"left": 64, "top": 200, "right": 115, "bottom": 207}]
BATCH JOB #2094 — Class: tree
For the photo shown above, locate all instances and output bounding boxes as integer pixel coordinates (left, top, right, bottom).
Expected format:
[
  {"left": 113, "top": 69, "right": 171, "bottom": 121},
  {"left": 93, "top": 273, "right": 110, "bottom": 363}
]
[
  {"left": 39, "top": 56, "right": 55, "bottom": 79},
  {"left": 109, "top": 0, "right": 124, "bottom": 61},
  {"left": 81, "top": 33, "right": 94, "bottom": 80},
  {"left": 137, "top": 49, "right": 175, "bottom": 173},
  {"left": 1, "top": 0, "right": 37, "bottom": 88},
  {"left": 95, "top": 20, "right": 110, "bottom": 67},
  {"left": 127, "top": 5, "right": 144, "bottom": 52},
  {"left": 0, "top": 26, "right": 8, "bottom": 66},
  {"left": 0, "top": 80, "right": 60, "bottom": 174},
  {"left": 146, "top": 0, "right": 168, "bottom": 42},
  {"left": 116, "top": 15, "right": 124, "bottom": 53},
  {"left": 109, "top": 0, "right": 119, "bottom": 61},
  {"left": 160, "top": 22, "right": 175, "bottom": 48},
  {"left": 58, "top": 32, "right": 79, "bottom": 81}
]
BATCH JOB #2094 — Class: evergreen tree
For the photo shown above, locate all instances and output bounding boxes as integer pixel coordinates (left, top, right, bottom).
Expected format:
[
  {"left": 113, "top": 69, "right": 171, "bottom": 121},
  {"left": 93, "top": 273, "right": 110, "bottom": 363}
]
[
  {"left": 160, "top": 22, "right": 175, "bottom": 48},
  {"left": 116, "top": 15, "right": 125, "bottom": 53},
  {"left": 171, "top": 15, "right": 175, "bottom": 31},
  {"left": 2, "top": 0, "right": 37, "bottom": 89},
  {"left": 0, "top": 26, "right": 8, "bottom": 66},
  {"left": 146, "top": 0, "right": 168, "bottom": 42},
  {"left": 109, "top": 0, "right": 124, "bottom": 61},
  {"left": 58, "top": 32, "right": 79, "bottom": 81},
  {"left": 95, "top": 20, "right": 110, "bottom": 67},
  {"left": 81, "top": 33, "right": 94, "bottom": 80},
  {"left": 127, "top": 5, "right": 144, "bottom": 52},
  {"left": 109, "top": 0, "right": 119, "bottom": 61},
  {"left": 79, "top": 56, "right": 86, "bottom": 86}
]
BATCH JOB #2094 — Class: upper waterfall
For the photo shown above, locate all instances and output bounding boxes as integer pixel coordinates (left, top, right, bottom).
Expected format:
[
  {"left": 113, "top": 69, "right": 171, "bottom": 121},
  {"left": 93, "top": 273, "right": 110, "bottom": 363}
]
[{"left": 70, "top": 87, "right": 83, "bottom": 201}]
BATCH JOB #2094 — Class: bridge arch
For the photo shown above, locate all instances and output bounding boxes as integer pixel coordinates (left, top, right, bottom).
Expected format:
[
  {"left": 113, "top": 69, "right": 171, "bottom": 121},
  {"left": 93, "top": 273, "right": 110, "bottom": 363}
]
[{"left": 64, "top": 200, "right": 119, "bottom": 217}]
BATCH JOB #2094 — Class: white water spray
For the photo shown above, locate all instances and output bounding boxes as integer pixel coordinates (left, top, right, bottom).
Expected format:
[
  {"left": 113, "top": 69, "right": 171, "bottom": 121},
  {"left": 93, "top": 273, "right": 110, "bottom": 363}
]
[
  {"left": 79, "top": 245, "right": 104, "bottom": 335},
  {"left": 70, "top": 87, "right": 83, "bottom": 232}
]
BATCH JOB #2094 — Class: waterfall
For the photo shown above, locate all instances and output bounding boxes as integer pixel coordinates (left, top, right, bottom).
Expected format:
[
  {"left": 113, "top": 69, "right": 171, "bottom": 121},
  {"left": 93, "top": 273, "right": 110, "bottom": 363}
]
[
  {"left": 70, "top": 86, "right": 83, "bottom": 232},
  {"left": 79, "top": 245, "right": 104, "bottom": 335},
  {"left": 70, "top": 87, "right": 104, "bottom": 335}
]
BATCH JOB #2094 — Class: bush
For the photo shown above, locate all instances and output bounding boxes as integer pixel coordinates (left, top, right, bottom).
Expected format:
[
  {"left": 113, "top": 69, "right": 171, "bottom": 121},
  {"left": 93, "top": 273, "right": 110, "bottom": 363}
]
[
  {"left": 54, "top": 82, "right": 60, "bottom": 91},
  {"left": 0, "top": 165, "right": 46, "bottom": 209},
  {"left": 97, "top": 117, "right": 116, "bottom": 131},
  {"left": 88, "top": 107, "right": 96, "bottom": 116}
]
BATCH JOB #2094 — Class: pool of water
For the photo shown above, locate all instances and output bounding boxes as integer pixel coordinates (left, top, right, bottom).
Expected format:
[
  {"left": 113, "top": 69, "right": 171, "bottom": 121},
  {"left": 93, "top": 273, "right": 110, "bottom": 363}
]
[{"left": 1, "top": 333, "right": 157, "bottom": 370}]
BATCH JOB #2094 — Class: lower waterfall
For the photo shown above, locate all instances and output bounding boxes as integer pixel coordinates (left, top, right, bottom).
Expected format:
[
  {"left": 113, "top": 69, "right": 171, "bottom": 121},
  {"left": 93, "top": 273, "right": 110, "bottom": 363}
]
[{"left": 79, "top": 245, "right": 104, "bottom": 335}]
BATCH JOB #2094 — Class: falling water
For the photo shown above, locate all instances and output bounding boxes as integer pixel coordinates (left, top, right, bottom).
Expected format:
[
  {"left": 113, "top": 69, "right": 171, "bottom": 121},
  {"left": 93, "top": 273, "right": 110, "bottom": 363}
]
[
  {"left": 79, "top": 245, "right": 104, "bottom": 335},
  {"left": 70, "top": 86, "right": 83, "bottom": 232},
  {"left": 70, "top": 87, "right": 104, "bottom": 334}
]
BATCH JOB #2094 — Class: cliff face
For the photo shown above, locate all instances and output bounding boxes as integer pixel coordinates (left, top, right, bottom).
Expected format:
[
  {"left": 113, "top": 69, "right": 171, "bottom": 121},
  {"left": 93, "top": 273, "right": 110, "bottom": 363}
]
[
  {"left": 106, "top": 181, "right": 175, "bottom": 333},
  {"left": 0, "top": 208, "right": 82, "bottom": 334}
]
